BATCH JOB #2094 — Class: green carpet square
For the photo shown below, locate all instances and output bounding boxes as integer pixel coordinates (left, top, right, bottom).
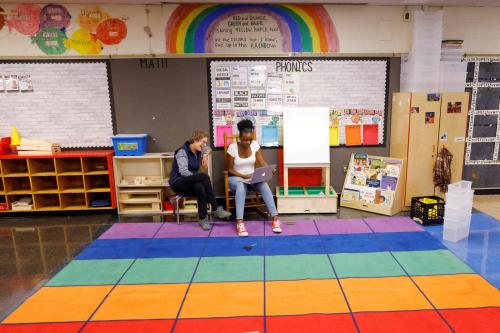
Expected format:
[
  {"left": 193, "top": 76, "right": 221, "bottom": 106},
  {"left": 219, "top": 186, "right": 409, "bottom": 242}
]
[
  {"left": 47, "top": 259, "right": 133, "bottom": 286},
  {"left": 266, "top": 254, "right": 334, "bottom": 281},
  {"left": 193, "top": 256, "right": 263, "bottom": 282},
  {"left": 330, "top": 252, "right": 405, "bottom": 278},
  {"left": 392, "top": 249, "right": 474, "bottom": 276},
  {"left": 120, "top": 258, "right": 198, "bottom": 284}
]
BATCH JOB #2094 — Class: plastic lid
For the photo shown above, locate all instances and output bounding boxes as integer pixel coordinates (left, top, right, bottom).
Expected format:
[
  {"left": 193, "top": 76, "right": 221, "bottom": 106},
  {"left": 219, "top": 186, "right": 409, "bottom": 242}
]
[{"left": 112, "top": 134, "right": 148, "bottom": 138}]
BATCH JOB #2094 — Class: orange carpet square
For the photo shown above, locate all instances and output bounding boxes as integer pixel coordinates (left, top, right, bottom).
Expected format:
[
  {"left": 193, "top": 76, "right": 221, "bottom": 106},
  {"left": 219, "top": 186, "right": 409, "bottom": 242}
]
[
  {"left": 341, "top": 276, "right": 432, "bottom": 312},
  {"left": 266, "top": 279, "right": 349, "bottom": 316},
  {"left": 2, "top": 286, "right": 112, "bottom": 324},
  {"left": 413, "top": 274, "right": 500, "bottom": 309},
  {"left": 91, "top": 284, "right": 188, "bottom": 321},
  {"left": 179, "top": 282, "right": 263, "bottom": 318}
]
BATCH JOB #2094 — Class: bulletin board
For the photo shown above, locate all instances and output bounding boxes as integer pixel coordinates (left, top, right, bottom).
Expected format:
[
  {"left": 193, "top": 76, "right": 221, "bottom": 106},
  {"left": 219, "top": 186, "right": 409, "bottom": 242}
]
[
  {"left": 341, "top": 153, "right": 403, "bottom": 216},
  {"left": 464, "top": 57, "right": 500, "bottom": 189},
  {"left": 0, "top": 61, "right": 114, "bottom": 148},
  {"left": 208, "top": 58, "right": 389, "bottom": 148}
]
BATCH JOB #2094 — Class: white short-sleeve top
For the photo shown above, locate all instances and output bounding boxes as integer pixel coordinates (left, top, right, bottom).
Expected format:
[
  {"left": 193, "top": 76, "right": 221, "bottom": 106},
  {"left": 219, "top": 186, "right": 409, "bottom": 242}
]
[{"left": 227, "top": 140, "right": 260, "bottom": 175}]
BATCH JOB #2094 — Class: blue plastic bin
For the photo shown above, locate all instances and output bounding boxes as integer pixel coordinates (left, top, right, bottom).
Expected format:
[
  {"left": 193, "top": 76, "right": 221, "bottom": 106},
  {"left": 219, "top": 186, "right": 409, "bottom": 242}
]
[{"left": 112, "top": 134, "right": 148, "bottom": 156}]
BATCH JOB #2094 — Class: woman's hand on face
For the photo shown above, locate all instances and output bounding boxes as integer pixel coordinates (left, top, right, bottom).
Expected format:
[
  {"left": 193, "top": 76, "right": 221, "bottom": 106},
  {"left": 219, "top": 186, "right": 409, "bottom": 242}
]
[{"left": 201, "top": 154, "right": 209, "bottom": 168}]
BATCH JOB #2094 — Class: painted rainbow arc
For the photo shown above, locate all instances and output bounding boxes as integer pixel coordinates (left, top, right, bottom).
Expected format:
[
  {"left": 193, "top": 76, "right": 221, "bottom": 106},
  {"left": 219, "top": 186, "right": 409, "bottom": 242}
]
[{"left": 166, "top": 4, "right": 339, "bottom": 54}]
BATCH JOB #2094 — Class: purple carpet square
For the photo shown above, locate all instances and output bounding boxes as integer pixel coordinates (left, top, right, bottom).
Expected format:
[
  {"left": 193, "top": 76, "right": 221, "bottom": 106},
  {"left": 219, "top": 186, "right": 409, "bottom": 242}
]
[
  {"left": 264, "top": 219, "right": 319, "bottom": 236},
  {"left": 99, "top": 223, "right": 162, "bottom": 239},
  {"left": 315, "top": 219, "right": 372, "bottom": 235},
  {"left": 363, "top": 216, "right": 424, "bottom": 233},
  {"left": 210, "top": 220, "right": 264, "bottom": 237},
  {"left": 155, "top": 222, "right": 211, "bottom": 238}
]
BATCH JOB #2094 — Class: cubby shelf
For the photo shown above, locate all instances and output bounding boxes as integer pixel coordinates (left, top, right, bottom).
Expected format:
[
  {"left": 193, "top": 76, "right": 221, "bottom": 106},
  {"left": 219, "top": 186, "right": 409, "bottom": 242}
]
[
  {"left": 0, "top": 151, "right": 116, "bottom": 213},
  {"left": 113, "top": 154, "right": 211, "bottom": 215}
]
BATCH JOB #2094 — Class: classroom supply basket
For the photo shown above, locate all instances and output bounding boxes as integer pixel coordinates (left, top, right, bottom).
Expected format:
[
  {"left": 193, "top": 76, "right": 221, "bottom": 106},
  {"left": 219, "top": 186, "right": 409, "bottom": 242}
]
[
  {"left": 0, "top": 137, "right": 11, "bottom": 155},
  {"left": 411, "top": 196, "right": 445, "bottom": 225},
  {"left": 112, "top": 134, "right": 148, "bottom": 156}
]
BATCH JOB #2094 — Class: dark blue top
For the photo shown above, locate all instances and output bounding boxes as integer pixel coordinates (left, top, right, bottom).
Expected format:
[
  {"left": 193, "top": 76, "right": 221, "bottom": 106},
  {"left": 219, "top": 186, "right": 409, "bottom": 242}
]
[{"left": 170, "top": 141, "right": 201, "bottom": 185}]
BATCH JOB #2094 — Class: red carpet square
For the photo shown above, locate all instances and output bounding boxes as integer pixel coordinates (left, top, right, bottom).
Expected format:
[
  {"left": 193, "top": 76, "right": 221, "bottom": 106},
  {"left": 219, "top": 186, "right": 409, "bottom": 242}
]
[
  {"left": 355, "top": 310, "right": 451, "bottom": 333},
  {"left": 266, "top": 314, "right": 357, "bottom": 333},
  {"left": 82, "top": 320, "right": 173, "bottom": 333},
  {"left": 0, "top": 322, "right": 83, "bottom": 333},
  {"left": 440, "top": 307, "right": 500, "bottom": 333},
  {"left": 174, "top": 316, "right": 264, "bottom": 333}
]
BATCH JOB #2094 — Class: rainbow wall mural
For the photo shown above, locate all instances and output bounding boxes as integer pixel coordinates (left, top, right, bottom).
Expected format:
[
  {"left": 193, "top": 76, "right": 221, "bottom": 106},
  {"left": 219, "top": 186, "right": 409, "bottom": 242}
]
[{"left": 166, "top": 4, "right": 339, "bottom": 54}]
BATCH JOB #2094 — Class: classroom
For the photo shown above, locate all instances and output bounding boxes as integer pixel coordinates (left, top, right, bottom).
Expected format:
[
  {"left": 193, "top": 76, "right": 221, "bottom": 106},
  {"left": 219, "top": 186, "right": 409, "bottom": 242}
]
[{"left": 0, "top": 1, "right": 499, "bottom": 332}]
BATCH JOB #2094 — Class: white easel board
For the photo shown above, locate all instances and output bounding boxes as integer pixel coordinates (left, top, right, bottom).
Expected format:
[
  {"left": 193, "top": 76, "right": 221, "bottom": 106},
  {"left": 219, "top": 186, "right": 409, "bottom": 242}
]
[{"left": 283, "top": 107, "right": 330, "bottom": 167}]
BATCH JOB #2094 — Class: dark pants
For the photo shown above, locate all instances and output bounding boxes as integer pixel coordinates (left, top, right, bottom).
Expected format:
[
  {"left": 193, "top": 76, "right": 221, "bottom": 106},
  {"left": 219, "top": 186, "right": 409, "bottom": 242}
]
[{"left": 170, "top": 173, "right": 218, "bottom": 219}]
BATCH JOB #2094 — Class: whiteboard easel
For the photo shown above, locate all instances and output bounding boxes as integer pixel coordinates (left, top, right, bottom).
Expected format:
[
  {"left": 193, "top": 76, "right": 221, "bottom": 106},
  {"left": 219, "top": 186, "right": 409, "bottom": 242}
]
[{"left": 278, "top": 107, "right": 337, "bottom": 213}]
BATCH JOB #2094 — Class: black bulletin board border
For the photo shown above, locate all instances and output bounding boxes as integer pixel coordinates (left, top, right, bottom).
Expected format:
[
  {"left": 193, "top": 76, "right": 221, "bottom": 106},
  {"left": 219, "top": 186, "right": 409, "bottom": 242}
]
[{"left": 207, "top": 56, "right": 390, "bottom": 150}]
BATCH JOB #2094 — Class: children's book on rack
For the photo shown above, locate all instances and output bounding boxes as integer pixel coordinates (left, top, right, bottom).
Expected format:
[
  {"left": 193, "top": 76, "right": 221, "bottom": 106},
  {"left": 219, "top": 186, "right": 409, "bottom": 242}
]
[{"left": 341, "top": 153, "right": 404, "bottom": 216}]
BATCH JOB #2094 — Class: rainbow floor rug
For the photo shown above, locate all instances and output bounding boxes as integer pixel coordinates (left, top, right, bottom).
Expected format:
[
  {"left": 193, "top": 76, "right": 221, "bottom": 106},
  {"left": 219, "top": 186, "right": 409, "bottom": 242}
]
[{"left": 1, "top": 217, "right": 499, "bottom": 333}]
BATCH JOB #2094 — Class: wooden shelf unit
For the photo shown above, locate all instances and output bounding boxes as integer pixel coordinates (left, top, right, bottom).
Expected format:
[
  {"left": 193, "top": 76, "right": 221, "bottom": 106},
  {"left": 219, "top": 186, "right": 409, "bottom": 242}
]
[
  {"left": 114, "top": 153, "right": 211, "bottom": 215},
  {"left": 276, "top": 164, "right": 338, "bottom": 214},
  {"left": 0, "top": 151, "right": 116, "bottom": 213}
]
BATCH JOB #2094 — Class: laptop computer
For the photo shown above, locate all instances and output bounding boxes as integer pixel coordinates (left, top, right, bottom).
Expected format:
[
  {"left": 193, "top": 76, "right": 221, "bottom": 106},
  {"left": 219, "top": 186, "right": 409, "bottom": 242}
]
[{"left": 242, "top": 165, "right": 276, "bottom": 184}]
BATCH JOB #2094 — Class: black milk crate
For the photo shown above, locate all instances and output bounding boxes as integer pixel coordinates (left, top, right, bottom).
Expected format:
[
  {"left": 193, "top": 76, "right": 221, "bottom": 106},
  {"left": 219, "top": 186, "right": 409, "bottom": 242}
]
[{"left": 411, "top": 196, "right": 445, "bottom": 225}]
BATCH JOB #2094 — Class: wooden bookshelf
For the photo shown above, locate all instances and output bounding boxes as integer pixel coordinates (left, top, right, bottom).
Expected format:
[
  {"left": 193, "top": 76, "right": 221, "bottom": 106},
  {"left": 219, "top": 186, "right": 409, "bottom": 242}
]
[
  {"left": 113, "top": 154, "right": 211, "bottom": 215},
  {"left": 0, "top": 151, "right": 116, "bottom": 213}
]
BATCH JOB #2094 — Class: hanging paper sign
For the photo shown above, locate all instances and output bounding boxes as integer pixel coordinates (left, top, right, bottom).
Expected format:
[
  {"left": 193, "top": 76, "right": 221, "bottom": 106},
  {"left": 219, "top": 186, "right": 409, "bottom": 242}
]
[
  {"left": 215, "top": 89, "right": 231, "bottom": 110},
  {"left": 284, "top": 73, "right": 299, "bottom": 94},
  {"left": 40, "top": 4, "right": 71, "bottom": 29},
  {"left": 267, "top": 94, "right": 283, "bottom": 115},
  {"left": 64, "top": 28, "right": 103, "bottom": 55},
  {"left": 96, "top": 18, "right": 127, "bottom": 45},
  {"left": 232, "top": 89, "right": 249, "bottom": 110},
  {"left": 214, "top": 66, "right": 231, "bottom": 88},
  {"left": 31, "top": 28, "right": 67, "bottom": 55},
  {"left": 284, "top": 94, "right": 298, "bottom": 107},
  {"left": 266, "top": 73, "right": 283, "bottom": 94},
  {"left": 250, "top": 89, "right": 266, "bottom": 109},
  {"left": 231, "top": 66, "right": 248, "bottom": 87},
  {"left": 18, "top": 75, "right": 33, "bottom": 91},
  {"left": 249, "top": 66, "right": 266, "bottom": 87},
  {"left": 7, "top": 4, "right": 41, "bottom": 35},
  {"left": 5, "top": 75, "right": 19, "bottom": 91},
  {"left": 78, "top": 6, "right": 110, "bottom": 33}
]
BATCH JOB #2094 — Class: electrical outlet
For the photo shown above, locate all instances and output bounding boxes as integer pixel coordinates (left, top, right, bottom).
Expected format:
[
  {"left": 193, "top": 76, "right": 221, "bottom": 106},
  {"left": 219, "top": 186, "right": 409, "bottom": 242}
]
[
  {"left": 343, "top": 165, "right": 348, "bottom": 173},
  {"left": 403, "top": 11, "right": 410, "bottom": 22}
]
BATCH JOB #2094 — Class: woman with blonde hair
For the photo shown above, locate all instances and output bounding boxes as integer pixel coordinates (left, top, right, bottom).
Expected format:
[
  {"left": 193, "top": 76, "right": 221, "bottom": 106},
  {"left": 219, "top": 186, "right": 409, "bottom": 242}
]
[{"left": 170, "top": 130, "right": 231, "bottom": 230}]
